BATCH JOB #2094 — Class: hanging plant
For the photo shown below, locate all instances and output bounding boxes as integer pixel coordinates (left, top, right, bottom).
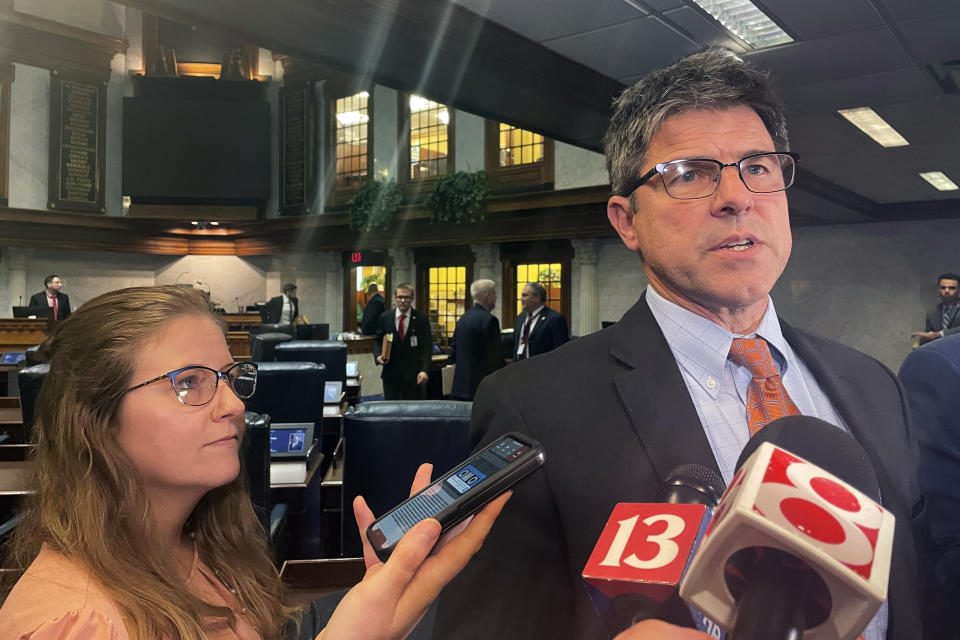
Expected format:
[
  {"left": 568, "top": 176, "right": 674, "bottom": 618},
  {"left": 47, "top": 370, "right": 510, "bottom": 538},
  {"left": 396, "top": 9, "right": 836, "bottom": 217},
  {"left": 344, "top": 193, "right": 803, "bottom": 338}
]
[
  {"left": 425, "top": 170, "right": 491, "bottom": 224},
  {"left": 348, "top": 179, "right": 403, "bottom": 231}
]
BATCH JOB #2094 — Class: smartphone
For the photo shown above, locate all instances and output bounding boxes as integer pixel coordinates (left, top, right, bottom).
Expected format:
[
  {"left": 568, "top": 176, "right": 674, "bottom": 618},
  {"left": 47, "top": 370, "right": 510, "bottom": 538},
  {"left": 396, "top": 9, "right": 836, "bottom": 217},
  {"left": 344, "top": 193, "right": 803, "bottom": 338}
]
[{"left": 366, "top": 432, "right": 545, "bottom": 561}]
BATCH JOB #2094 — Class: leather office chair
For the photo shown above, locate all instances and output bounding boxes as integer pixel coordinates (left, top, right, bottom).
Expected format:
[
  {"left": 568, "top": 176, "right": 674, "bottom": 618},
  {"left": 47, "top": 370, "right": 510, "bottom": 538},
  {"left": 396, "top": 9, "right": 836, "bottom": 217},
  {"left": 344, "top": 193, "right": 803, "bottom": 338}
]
[
  {"left": 251, "top": 323, "right": 295, "bottom": 338},
  {"left": 339, "top": 400, "right": 471, "bottom": 557},
  {"left": 24, "top": 345, "right": 47, "bottom": 366},
  {"left": 244, "top": 362, "right": 327, "bottom": 423},
  {"left": 275, "top": 341, "right": 347, "bottom": 386},
  {"left": 249, "top": 332, "right": 294, "bottom": 362},
  {"left": 17, "top": 364, "right": 49, "bottom": 442}
]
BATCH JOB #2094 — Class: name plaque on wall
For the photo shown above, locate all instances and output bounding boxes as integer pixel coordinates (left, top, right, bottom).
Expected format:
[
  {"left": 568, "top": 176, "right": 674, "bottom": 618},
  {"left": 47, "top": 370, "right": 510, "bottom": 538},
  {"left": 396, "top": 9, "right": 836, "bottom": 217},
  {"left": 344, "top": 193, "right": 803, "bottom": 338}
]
[
  {"left": 280, "top": 82, "right": 315, "bottom": 215},
  {"left": 48, "top": 72, "right": 107, "bottom": 213}
]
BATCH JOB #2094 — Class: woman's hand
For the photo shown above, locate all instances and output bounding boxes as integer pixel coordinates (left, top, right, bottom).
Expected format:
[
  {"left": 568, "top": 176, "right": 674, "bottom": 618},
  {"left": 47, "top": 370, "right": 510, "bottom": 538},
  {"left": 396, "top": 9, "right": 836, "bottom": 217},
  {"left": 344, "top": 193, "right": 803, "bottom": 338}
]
[{"left": 318, "top": 463, "right": 510, "bottom": 640}]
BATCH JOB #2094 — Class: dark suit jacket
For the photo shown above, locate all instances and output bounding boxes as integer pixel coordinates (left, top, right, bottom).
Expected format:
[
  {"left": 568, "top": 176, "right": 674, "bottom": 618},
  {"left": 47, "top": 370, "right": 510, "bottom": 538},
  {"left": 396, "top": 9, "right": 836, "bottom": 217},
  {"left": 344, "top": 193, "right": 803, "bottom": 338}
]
[
  {"left": 263, "top": 295, "right": 298, "bottom": 325},
  {"left": 372, "top": 308, "right": 432, "bottom": 384},
  {"left": 360, "top": 293, "right": 385, "bottom": 335},
  {"left": 28, "top": 291, "right": 70, "bottom": 321},
  {"left": 448, "top": 304, "right": 502, "bottom": 401},
  {"left": 925, "top": 302, "right": 960, "bottom": 333},
  {"left": 899, "top": 336, "right": 960, "bottom": 612},
  {"left": 512, "top": 306, "right": 569, "bottom": 359},
  {"left": 435, "top": 295, "right": 927, "bottom": 640}
]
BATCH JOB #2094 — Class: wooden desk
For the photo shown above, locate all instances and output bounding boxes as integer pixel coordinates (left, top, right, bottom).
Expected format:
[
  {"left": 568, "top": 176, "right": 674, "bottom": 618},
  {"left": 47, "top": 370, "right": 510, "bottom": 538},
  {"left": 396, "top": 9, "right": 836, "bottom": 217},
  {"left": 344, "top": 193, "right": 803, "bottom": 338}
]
[
  {"left": 0, "top": 407, "right": 22, "bottom": 426},
  {"left": 227, "top": 331, "right": 251, "bottom": 359},
  {"left": 280, "top": 558, "right": 365, "bottom": 605},
  {"left": 0, "top": 461, "right": 32, "bottom": 495},
  {"left": 220, "top": 314, "right": 262, "bottom": 331},
  {"left": 0, "top": 319, "right": 50, "bottom": 352},
  {"left": 343, "top": 337, "right": 375, "bottom": 355}
]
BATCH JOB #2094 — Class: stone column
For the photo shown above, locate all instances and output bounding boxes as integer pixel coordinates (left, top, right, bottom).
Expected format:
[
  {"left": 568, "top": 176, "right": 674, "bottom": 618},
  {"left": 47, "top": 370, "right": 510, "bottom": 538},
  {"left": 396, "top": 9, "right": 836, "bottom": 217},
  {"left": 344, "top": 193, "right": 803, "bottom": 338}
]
[
  {"left": 389, "top": 248, "right": 414, "bottom": 294},
  {"left": 320, "top": 252, "right": 342, "bottom": 332},
  {"left": 572, "top": 239, "right": 600, "bottom": 337},
  {"left": 470, "top": 243, "right": 499, "bottom": 282},
  {"left": 6, "top": 247, "right": 35, "bottom": 309}
]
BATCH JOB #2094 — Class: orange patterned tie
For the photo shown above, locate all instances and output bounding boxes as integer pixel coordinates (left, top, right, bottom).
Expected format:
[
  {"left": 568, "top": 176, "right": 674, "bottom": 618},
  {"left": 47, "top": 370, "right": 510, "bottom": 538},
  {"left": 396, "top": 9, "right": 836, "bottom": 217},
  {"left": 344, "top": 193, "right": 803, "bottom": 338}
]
[{"left": 728, "top": 337, "right": 800, "bottom": 436}]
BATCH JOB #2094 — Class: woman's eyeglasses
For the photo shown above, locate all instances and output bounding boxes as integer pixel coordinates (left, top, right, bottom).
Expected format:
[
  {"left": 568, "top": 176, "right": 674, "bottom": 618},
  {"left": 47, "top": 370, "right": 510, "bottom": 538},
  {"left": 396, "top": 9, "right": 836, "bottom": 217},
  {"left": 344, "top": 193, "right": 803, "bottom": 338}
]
[{"left": 126, "top": 362, "right": 258, "bottom": 406}]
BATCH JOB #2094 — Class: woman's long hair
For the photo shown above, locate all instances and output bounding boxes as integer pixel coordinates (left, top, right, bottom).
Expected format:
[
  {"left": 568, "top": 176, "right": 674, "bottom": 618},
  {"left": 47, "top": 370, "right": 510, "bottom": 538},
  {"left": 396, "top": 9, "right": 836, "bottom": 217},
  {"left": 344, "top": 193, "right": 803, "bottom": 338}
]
[{"left": 3, "top": 285, "right": 295, "bottom": 639}]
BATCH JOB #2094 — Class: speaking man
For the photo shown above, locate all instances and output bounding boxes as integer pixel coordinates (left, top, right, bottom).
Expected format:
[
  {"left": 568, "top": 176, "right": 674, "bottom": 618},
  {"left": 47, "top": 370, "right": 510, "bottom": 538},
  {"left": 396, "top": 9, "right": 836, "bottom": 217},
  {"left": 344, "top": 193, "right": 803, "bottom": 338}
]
[
  {"left": 372, "top": 284, "right": 433, "bottom": 400},
  {"left": 912, "top": 273, "right": 960, "bottom": 345},
  {"left": 28, "top": 275, "right": 70, "bottom": 321},
  {"left": 449, "top": 279, "right": 502, "bottom": 401},
  {"left": 513, "top": 282, "right": 569, "bottom": 360},
  {"left": 434, "top": 49, "right": 928, "bottom": 640}
]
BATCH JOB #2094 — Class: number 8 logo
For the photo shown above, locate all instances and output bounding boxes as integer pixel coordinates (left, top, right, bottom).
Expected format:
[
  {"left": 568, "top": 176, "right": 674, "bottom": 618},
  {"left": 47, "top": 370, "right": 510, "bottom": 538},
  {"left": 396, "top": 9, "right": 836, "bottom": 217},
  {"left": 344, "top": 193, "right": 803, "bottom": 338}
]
[{"left": 754, "top": 456, "right": 882, "bottom": 569}]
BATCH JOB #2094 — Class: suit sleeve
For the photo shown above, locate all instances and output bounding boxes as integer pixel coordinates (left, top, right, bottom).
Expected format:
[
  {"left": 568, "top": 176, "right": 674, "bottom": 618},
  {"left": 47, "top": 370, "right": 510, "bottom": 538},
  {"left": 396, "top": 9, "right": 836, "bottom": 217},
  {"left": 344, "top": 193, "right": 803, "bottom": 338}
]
[
  {"left": 417, "top": 313, "right": 433, "bottom": 373},
  {"left": 372, "top": 313, "right": 386, "bottom": 362},
  {"left": 60, "top": 294, "right": 71, "bottom": 319},
  {"left": 899, "top": 348, "right": 960, "bottom": 599},
  {"left": 925, "top": 310, "right": 938, "bottom": 332},
  {"left": 484, "top": 315, "right": 503, "bottom": 374},
  {"left": 553, "top": 313, "right": 571, "bottom": 346},
  {"left": 432, "top": 372, "right": 578, "bottom": 640}
]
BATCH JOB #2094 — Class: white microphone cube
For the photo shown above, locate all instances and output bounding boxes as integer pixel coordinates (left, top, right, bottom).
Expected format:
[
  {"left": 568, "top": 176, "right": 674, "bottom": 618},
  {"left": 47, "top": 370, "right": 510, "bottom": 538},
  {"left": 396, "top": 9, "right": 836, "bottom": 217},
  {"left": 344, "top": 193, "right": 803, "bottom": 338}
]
[{"left": 679, "top": 442, "right": 894, "bottom": 640}]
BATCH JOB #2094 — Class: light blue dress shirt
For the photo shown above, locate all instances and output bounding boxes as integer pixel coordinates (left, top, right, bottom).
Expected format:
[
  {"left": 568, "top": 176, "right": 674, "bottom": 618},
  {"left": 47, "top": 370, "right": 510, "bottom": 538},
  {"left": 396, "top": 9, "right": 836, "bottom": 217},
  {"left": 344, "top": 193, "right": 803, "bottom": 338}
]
[{"left": 644, "top": 285, "right": 887, "bottom": 640}]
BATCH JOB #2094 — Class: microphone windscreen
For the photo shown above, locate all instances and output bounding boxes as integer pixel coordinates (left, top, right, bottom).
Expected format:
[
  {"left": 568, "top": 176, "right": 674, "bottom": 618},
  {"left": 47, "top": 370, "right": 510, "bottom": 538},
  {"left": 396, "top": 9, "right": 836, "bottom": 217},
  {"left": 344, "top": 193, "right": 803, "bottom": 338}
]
[
  {"left": 735, "top": 415, "right": 880, "bottom": 502},
  {"left": 656, "top": 463, "right": 726, "bottom": 507}
]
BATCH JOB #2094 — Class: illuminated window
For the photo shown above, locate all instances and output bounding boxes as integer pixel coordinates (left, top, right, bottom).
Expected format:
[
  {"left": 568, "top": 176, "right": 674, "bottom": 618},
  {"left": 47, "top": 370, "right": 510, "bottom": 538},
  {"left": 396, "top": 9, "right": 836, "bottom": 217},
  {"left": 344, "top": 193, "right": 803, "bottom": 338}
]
[
  {"left": 409, "top": 95, "right": 450, "bottom": 180},
  {"left": 428, "top": 266, "right": 467, "bottom": 344},
  {"left": 335, "top": 91, "right": 370, "bottom": 188},
  {"left": 515, "top": 263, "right": 563, "bottom": 316},
  {"left": 499, "top": 124, "right": 544, "bottom": 167}
]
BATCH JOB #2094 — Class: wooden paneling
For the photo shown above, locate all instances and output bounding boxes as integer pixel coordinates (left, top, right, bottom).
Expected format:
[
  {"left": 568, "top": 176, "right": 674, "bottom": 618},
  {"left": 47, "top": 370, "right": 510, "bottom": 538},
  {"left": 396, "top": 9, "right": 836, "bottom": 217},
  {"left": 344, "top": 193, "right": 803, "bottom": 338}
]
[{"left": 0, "top": 319, "right": 49, "bottom": 352}]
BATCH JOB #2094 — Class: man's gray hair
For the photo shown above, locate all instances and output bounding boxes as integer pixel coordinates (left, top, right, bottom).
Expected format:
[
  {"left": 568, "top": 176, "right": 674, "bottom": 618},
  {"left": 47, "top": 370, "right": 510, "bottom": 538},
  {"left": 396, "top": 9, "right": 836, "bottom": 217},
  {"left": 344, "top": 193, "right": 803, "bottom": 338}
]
[
  {"left": 470, "top": 279, "right": 496, "bottom": 301},
  {"left": 524, "top": 282, "right": 547, "bottom": 302},
  {"left": 603, "top": 48, "right": 789, "bottom": 197}
]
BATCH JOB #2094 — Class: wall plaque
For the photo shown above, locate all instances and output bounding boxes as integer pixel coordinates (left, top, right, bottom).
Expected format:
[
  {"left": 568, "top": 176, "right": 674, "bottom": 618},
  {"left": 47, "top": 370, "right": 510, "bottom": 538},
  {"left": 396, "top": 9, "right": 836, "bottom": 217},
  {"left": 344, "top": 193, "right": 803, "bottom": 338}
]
[
  {"left": 48, "top": 72, "right": 106, "bottom": 213},
  {"left": 280, "top": 82, "right": 315, "bottom": 215}
]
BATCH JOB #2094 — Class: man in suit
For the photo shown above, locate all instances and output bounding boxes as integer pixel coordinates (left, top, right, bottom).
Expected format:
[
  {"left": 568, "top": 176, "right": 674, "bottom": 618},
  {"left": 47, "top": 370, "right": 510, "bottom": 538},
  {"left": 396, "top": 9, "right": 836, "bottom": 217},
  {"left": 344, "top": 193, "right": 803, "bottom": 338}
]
[
  {"left": 435, "top": 49, "right": 928, "bottom": 640},
  {"left": 360, "top": 283, "right": 385, "bottom": 335},
  {"left": 899, "top": 335, "right": 960, "bottom": 615},
  {"left": 372, "top": 283, "right": 433, "bottom": 400},
  {"left": 912, "top": 273, "right": 960, "bottom": 345},
  {"left": 28, "top": 275, "right": 70, "bottom": 321},
  {"left": 448, "top": 279, "right": 502, "bottom": 401},
  {"left": 513, "top": 282, "right": 569, "bottom": 360},
  {"left": 262, "top": 283, "right": 298, "bottom": 326}
]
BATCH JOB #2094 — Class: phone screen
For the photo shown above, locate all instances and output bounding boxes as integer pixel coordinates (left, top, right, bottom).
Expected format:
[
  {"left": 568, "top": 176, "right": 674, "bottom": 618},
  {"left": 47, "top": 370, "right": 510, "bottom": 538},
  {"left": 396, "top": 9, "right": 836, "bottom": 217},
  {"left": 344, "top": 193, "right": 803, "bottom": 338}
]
[{"left": 367, "top": 436, "right": 532, "bottom": 551}]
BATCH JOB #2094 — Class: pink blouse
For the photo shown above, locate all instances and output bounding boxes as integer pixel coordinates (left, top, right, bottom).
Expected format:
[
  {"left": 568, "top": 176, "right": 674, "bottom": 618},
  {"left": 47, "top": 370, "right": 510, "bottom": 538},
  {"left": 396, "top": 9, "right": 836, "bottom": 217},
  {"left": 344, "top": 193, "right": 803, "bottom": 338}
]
[{"left": 0, "top": 545, "right": 263, "bottom": 640}]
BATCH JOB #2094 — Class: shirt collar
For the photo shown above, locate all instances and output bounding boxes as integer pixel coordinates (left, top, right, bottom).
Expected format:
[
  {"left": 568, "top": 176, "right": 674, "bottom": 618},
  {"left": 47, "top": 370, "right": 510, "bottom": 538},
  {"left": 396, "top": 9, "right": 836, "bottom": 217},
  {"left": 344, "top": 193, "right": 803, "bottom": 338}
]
[
  {"left": 396, "top": 308, "right": 409, "bottom": 319},
  {"left": 527, "top": 304, "right": 545, "bottom": 318},
  {"left": 645, "top": 285, "right": 790, "bottom": 395}
]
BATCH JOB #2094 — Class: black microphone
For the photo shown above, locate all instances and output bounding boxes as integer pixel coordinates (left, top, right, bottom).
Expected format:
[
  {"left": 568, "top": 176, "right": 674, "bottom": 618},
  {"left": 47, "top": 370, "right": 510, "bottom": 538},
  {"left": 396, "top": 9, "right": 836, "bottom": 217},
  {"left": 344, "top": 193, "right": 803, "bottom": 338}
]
[
  {"left": 680, "top": 416, "right": 893, "bottom": 640},
  {"left": 583, "top": 464, "right": 726, "bottom": 637}
]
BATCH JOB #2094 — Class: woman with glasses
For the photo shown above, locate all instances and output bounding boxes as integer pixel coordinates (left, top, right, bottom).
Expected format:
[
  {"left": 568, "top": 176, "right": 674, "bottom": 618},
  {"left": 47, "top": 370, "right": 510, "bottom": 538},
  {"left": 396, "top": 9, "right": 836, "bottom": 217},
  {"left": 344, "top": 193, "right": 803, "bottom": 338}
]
[{"left": 0, "top": 285, "right": 508, "bottom": 639}]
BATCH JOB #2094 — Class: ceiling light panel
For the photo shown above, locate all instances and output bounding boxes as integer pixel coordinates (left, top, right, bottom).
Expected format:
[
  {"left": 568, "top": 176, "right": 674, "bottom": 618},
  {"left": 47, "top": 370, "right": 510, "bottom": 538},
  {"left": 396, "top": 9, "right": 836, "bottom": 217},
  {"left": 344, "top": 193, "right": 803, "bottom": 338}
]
[
  {"left": 689, "top": 0, "right": 793, "bottom": 48},
  {"left": 919, "top": 171, "right": 959, "bottom": 191},
  {"left": 837, "top": 107, "right": 909, "bottom": 148}
]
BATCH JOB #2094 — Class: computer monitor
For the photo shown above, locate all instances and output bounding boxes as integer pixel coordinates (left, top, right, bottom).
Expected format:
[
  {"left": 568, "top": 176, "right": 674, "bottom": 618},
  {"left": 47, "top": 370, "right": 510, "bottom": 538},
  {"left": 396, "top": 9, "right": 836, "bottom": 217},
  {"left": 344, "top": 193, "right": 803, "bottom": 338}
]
[
  {"left": 324, "top": 380, "right": 343, "bottom": 404},
  {"left": 12, "top": 306, "right": 54, "bottom": 319},
  {"left": 1, "top": 352, "right": 25, "bottom": 365},
  {"left": 268, "top": 422, "right": 314, "bottom": 459},
  {"left": 346, "top": 361, "right": 359, "bottom": 378}
]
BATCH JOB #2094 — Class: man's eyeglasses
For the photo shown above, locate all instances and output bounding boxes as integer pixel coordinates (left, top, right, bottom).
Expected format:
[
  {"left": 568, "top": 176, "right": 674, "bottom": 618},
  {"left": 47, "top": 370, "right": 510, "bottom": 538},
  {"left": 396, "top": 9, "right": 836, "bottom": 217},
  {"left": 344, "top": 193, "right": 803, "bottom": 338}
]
[
  {"left": 620, "top": 151, "right": 799, "bottom": 200},
  {"left": 395, "top": 295, "right": 413, "bottom": 300},
  {"left": 126, "top": 362, "right": 258, "bottom": 407}
]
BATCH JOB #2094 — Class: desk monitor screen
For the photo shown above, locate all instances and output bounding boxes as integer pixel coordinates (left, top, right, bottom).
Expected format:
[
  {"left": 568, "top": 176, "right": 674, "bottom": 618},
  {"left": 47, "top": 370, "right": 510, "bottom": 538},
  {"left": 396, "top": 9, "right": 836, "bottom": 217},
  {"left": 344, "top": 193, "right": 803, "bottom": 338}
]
[
  {"left": 269, "top": 423, "right": 314, "bottom": 459},
  {"left": 346, "top": 361, "right": 359, "bottom": 378},
  {"left": 324, "top": 380, "right": 343, "bottom": 404},
  {"left": 12, "top": 306, "right": 54, "bottom": 319},
  {"left": 1, "top": 352, "right": 25, "bottom": 364}
]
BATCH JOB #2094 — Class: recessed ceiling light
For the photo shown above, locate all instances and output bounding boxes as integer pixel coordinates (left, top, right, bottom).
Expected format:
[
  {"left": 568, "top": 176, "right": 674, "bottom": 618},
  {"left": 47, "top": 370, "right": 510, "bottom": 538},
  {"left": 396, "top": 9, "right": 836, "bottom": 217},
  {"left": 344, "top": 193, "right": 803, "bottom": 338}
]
[
  {"left": 837, "top": 107, "right": 909, "bottom": 147},
  {"left": 209, "top": 221, "right": 220, "bottom": 226},
  {"left": 689, "top": 0, "right": 793, "bottom": 48},
  {"left": 190, "top": 221, "right": 199, "bottom": 226},
  {"left": 919, "top": 171, "right": 959, "bottom": 191}
]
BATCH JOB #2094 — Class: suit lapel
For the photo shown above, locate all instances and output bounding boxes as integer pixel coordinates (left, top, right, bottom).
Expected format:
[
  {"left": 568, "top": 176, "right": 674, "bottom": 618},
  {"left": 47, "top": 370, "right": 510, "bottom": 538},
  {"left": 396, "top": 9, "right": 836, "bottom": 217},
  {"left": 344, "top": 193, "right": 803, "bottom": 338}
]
[{"left": 609, "top": 296, "right": 721, "bottom": 482}]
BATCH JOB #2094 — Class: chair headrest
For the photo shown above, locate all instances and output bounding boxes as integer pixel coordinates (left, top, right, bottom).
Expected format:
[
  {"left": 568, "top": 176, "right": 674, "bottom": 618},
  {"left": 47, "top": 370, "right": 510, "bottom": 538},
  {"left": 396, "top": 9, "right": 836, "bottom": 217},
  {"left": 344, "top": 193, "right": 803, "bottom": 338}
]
[
  {"left": 19, "top": 364, "right": 50, "bottom": 379},
  {"left": 244, "top": 411, "right": 271, "bottom": 429},
  {"left": 347, "top": 400, "right": 472, "bottom": 419},
  {"left": 275, "top": 340, "right": 347, "bottom": 353},
  {"left": 255, "top": 361, "right": 327, "bottom": 375},
  {"left": 252, "top": 332, "right": 295, "bottom": 343}
]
